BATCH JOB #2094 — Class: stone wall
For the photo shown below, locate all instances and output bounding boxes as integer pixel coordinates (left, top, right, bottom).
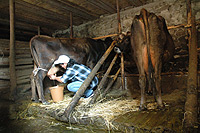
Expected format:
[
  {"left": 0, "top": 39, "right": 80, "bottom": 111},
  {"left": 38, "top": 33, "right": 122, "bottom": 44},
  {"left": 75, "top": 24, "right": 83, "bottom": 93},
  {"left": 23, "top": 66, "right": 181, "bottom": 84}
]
[{"left": 53, "top": 0, "right": 200, "bottom": 48}]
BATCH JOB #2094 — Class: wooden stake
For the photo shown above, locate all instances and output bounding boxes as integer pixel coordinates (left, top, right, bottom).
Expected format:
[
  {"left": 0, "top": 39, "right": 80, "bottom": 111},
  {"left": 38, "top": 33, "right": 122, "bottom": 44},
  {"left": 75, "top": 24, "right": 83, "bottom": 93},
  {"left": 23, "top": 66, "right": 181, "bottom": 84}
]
[
  {"left": 121, "top": 52, "right": 125, "bottom": 90},
  {"left": 89, "top": 53, "right": 119, "bottom": 104},
  {"left": 38, "top": 26, "right": 40, "bottom": 35},
  {"left": 64, "top": 40, "right": 117, "bottom": 118},
  {"left": 93, "top": 34, "right": 118, "bottom": 40},
  {"left": 9, "top": 0, "right": 17, "bottom": 100},
  {"left": 116, "top": 0, "right": 121, "bottom": 34},
  {"left": 70, "top": 12, "right": 73, "bottom": 39},
  {"left": 184, "top": 0, "right": 198, "bottom": 130},
  {"left": 97, "top": 68, "right": 121, "bottom": 101}
]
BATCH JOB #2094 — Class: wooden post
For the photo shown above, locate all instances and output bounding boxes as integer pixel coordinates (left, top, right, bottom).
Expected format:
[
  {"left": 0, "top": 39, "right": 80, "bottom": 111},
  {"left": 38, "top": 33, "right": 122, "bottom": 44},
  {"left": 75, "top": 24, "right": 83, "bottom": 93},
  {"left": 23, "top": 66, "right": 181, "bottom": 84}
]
[
  {"left": 9, "top": 0, "right": 17, "bottom": 100},
  {"left": 116, "top": 0, "right": 125, "bottom": 90},
  {"left": 38, "top": 26, "right": 40, "bottom": 35},
  {"left": 89, "top": 53, "right": 119, "bottom": 104},
  {"left": 70, "top": 12, "right": 73, "bottom": 39},
  {"left": 184, "top": 0, "right": 198, "bottom": 130},
  {"left": 64, "top": 40, "right": 117, "bottom": 118},
  {"left": 116, "top": 0, "right": 121, "bottom": 34},
  {"left": 97, "top": 68, "right": 121, "bottom": 101},
  {"left": 121, "top": 52, "right": 125, "bottom": 90}
]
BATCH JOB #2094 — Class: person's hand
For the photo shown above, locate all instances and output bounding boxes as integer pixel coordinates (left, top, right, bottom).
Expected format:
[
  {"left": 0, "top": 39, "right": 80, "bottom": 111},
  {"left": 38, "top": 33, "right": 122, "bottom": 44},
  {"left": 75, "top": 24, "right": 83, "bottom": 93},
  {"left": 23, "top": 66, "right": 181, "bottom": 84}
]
[{"left": 49, "top": 74, "right": 56, "bottom": 80}]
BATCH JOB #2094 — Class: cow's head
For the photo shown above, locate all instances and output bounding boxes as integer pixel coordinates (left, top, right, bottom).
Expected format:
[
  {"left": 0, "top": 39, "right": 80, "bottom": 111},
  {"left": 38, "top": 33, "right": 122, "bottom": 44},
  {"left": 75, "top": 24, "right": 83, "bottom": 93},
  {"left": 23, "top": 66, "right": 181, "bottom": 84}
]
[{"left": 114, "top": 32, "right": 131, "bottom": 54}]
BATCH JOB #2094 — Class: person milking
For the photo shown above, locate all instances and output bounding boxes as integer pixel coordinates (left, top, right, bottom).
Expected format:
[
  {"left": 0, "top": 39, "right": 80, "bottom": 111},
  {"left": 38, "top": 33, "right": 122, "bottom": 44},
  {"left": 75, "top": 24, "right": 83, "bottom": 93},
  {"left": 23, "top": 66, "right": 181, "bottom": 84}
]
[{"left": 48, "top": 55, "right": 98, "bottom": 98}]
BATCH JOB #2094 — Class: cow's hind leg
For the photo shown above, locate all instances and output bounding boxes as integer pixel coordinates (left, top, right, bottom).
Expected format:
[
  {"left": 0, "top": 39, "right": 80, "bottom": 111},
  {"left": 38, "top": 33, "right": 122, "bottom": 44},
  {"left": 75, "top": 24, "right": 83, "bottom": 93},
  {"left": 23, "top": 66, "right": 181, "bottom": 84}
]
[
  {"left": 154, "top": 62, "right": 164, "bottom": 109},
  {"left": 36, "top": 71, "right": 50, "bottom": 105},
  {"left": 139, "top": 74, "right": 147, "bottom": 110},
  {"left": 30, "top": 73, "right": 39, "bottom": 102},
  {"left": 147, "top": 74, "right": 153, "bottom": 95}
]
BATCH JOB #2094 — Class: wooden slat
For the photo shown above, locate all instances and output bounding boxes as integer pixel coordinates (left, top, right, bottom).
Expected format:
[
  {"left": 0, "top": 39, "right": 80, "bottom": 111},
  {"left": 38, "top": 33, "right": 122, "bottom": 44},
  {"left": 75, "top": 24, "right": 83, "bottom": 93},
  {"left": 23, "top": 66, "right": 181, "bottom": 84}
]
[
  {"left": 127, "top": 0, "right": 142, "bottom": 6},
  {"left": 16, "top": 58, "right": 33, "bottom": 65},
  {"left": 87, "top": 0, "right": 115, "bottom": 14},
  {"left": 22, "top": 0, "right": 97, "bottom": 21},
  {"left": 57, "top": 0, "right": 99, "bottom": 18},
  {"left": 0, "top": 57, "right": 9, "bottom": 66},
  {"left": 0, "top": 68, "right": 9, "bottom": 79},
  {"left": 16, "top": 0, "right": 68, "bottom": 24},
  {"left": 17, "top": 84, "right": 31, "bottom": 90},
  {"left": 16, "top": 68, "right": 33, "bottom": 77},
  {"left": 17, "top": 78, "right": 30, "bottom": 85},
  {"left": 0, "top": 80, "right": 10, "bottom": 87},
  {"left": 0, "top": 57, "right": 33, "bottom": 66},
  {"left": 16, "top": 64, "right": 33, "bottom": 70},
  {"left": 17, "top": 75, "right": 31, "bottom": 81}
]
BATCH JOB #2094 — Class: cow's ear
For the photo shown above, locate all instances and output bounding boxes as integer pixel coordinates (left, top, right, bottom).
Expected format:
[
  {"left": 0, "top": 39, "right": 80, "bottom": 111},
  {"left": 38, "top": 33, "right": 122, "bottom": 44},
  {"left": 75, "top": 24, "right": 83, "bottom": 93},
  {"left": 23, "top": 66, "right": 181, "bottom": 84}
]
[
  {"left": 119, "top": 33, "right": 125, "bottom": 40},
  {"left": 126, "top": 31, "right": 131, "bottom": 36}
]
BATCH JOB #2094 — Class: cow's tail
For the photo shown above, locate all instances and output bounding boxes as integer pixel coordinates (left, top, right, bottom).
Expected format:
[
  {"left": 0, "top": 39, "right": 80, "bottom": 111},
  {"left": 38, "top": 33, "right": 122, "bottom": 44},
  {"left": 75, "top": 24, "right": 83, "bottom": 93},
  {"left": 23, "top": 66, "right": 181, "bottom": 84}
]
[
  {"left": 142, "top": 9, "right": 156, "bottom": 97},
  {"left": 30, "top": 35, "right": 40, "bottom": 68}
]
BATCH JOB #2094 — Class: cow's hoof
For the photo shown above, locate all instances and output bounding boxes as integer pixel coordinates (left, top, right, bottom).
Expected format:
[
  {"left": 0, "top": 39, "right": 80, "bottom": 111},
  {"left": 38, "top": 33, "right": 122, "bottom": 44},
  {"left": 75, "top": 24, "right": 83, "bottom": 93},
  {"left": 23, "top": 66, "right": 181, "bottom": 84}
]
[
  {"left": 147, "top": 91, "right": 153, "bottom": 95},
  {"left": 31, "top": 98, "right": 39, "bottom": 103},
  {"left": 157, "top": 104, "right": 165, "bottom": 110},
  {"left": 42, "top": 101, "right": 50, "bottom": 105},
  {"left": 139, "top": 105, "right": 147, "bottom": 111}
]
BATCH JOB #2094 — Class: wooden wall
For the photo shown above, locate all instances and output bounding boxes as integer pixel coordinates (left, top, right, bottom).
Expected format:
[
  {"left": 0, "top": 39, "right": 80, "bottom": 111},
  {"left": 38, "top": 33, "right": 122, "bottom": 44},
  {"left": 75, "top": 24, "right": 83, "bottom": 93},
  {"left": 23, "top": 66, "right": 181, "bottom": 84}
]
[{"left": 0, "top": 39, "right": 33, "bottom": 94}]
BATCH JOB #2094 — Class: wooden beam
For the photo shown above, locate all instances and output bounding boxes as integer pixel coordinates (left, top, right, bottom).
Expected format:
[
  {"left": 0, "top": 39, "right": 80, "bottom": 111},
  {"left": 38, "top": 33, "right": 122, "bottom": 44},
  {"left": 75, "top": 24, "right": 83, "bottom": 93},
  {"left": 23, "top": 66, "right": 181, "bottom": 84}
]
[
  {"left": 127, "top": 0, "right": 142, "bottom": 7},
  {"left": 57, "top": 0, "right": 99, "bottom": 19},
  {"left": 116, "top": 0, "right": 121, "bottom": 34},
  {"left": 9, "top": 0, "right": 17, "bottom": 100},
  {"left": 87, "top": 0, "right": 116, "bottom": 14},
  {"left": 92, "top": 33, "right": 118, "bottom": 40},
  {"left": 16, "top": 0, "right": 68, "bottom": 24}
]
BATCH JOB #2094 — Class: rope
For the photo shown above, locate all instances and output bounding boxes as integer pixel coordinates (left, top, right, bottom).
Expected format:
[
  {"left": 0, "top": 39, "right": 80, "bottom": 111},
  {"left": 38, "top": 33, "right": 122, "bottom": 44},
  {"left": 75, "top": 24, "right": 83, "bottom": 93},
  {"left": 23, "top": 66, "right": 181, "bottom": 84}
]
[{"left": 33, "top": 67, "right": 48, "bottom": 76}]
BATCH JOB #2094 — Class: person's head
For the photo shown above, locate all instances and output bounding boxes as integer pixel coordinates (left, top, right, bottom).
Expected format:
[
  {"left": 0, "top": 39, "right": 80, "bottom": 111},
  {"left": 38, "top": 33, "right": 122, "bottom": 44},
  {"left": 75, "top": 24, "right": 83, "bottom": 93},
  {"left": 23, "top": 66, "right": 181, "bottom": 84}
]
[{"left": 54, "top": 55, "right": 70, "bottom": 69}]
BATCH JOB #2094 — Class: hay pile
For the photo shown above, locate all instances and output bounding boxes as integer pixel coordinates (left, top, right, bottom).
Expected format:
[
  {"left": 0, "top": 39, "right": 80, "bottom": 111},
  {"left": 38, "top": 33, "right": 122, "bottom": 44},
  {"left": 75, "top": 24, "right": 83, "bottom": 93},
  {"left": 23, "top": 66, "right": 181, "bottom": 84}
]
[{"left": 39, "top": 94, "right": 140, "bottom": 127}]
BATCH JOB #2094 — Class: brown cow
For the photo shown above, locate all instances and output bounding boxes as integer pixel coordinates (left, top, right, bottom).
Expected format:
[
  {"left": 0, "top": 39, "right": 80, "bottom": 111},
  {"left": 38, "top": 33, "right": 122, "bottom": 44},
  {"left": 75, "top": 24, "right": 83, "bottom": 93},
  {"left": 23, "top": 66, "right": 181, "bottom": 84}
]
[{"left": 117, "top": 8, "right": 175, "bottom": 110}]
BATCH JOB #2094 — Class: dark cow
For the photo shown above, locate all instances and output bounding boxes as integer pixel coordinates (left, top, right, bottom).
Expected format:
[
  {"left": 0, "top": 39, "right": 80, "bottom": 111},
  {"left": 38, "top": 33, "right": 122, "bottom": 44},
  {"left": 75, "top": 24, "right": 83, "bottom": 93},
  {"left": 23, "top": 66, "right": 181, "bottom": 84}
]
[
  {"left": 118, "top": 8, "right": 175, "bottom": 110},
  {"left": 30, "top": 35, "right": 114, "bottom": 104}
]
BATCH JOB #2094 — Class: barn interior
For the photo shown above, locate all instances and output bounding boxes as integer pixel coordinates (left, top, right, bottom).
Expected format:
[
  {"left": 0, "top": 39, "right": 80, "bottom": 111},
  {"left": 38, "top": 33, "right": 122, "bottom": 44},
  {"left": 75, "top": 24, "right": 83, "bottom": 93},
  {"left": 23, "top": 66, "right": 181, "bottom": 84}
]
[{"left": 0, "top": 0, "right": 200, "bottom": 132}]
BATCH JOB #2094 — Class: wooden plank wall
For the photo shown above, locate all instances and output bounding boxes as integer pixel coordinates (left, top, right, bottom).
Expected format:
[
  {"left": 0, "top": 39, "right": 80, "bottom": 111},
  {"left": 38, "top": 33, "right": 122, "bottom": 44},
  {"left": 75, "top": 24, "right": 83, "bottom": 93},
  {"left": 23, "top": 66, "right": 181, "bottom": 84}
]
[{"left": 0, "top": 39, "right": 33, "bottom": 93}]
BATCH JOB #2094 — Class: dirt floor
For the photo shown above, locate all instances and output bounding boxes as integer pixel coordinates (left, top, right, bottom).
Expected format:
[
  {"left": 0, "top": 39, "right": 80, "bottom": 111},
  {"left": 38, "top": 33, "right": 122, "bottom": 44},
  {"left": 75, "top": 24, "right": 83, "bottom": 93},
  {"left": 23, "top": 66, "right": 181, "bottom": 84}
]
[{"left": 6, "top": 75, "right": 199, "bottom": 133}]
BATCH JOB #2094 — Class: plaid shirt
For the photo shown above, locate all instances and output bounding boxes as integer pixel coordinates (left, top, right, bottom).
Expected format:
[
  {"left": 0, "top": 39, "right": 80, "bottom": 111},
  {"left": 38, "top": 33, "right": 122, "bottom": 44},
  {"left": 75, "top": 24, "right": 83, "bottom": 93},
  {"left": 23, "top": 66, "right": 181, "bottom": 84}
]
[{"left": 60, "top": 64, "right": 98, "bottom": 89}]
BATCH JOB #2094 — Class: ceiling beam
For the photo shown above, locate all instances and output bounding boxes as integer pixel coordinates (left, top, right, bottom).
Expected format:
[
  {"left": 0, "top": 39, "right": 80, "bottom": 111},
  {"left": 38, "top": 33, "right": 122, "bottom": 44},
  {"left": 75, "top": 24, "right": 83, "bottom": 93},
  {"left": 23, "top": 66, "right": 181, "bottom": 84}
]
[
  {"left": 57, "top": 0, "right": 99, "bottom": 18},
  {"left": 127, "top": 0, "right": 143, "bottom": 7},
  {"left": 22, "top": 0, "right": 98, "bottom": 21},
  {"left": 16, "top": 0, "right": 68, "bottom": 24},
  {"left": 86, "top": 0, "right": 116, "bottom": 14}
]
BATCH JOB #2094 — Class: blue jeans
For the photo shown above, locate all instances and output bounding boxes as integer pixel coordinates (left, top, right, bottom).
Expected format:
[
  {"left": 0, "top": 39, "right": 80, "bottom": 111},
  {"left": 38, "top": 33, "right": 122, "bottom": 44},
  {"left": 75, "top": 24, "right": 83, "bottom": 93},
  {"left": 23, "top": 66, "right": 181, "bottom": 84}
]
[{"left": 67, "top": 81, "right": 93, "bottom": 98}]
